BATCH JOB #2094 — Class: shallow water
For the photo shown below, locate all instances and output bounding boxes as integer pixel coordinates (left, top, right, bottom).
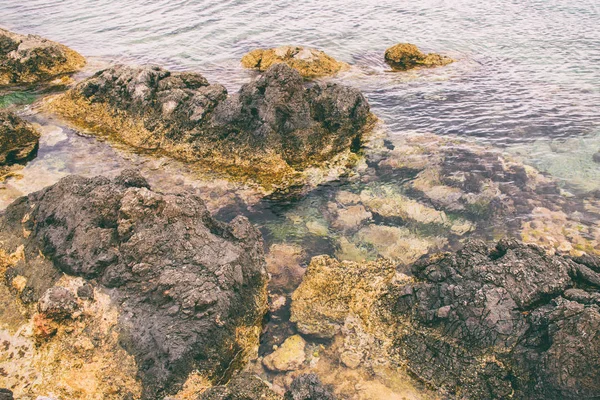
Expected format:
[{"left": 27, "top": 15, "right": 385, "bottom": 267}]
[{"left": 1, "top": 1, "right": 600, "bottom": 398}]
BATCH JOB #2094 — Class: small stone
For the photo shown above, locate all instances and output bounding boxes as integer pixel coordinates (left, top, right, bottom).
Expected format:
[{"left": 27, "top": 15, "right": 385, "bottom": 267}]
[
  {"left": 76, "top": 284, "right": 94, "bottom": 300},
  {"left": 262, "top": 335, "right": 306, "bottom": 372},
  {"left": 38, "top": 287, "right": 79, "bottom": 320},
  {"left": 340, "top": 351, "right": 362, "bottom": 369},
  {"left": 10, "top": 275, "right": 27, "bottom": 292},
  {"left": 384, "top": 43, "right": 453, "bottom": 71},
  {"left": 593, "top": 152, "right": 600, "bottom": 163}
]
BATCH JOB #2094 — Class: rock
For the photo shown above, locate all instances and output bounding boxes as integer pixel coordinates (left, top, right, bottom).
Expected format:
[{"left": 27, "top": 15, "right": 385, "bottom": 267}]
[
  {"left": 284, "top": 374, "right": 336, "bottom": 400},
  {"left": 0, "top": 170, "right": 268, "bottom": 399},
  {"left": 0, "top": 28, "right": 85, "bottom": 87},
  {"left": 388, "top": 239, "right": 600, "bottom": 399},
  {"left": 291, "top": 256, "right": 395, "bottom": 338},
  {"left": 197, "top": 373, "right": 282, "bottom": 400},
  {"left": 0, "top": 110, "right": 40, "bottom": 166},
  {"left": 384, "top": 43, "right": 453, "bottom": 71},
  {"left": 48, "top": 63, "right": 372, "bottom": 190},
  {"left": 76, "top": 283, "right": 94, "bottom": 299},
  {"left": 0, "top": 389, "right": 13, "bottom": 400},
  {"left": 265, "top": 244, "right": 307, "bottom": 293},
  {"left": 38, "top": 287, "right": 79, "bottom": 320},
  {"left": 593, "top": 151, "right": 600, "bottom": 163},
  {"left": 262, "top": 334, "right": 307, "bottom": 372},
  {"left": 291, "top": 239, "right": 600, "bottom": 399},
  {"left": 241, "top": 46, "right": 349, "bottom": 79}
]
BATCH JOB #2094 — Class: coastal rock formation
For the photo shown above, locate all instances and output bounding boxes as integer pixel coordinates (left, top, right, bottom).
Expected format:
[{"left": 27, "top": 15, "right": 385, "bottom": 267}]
[
  {"left": 0, "top": 110, "right": 40, "bottom": 180},
  {"left": 48, "top": 63, "right": 372, "bottom": 189},
  {"left": 0, "top": 28, "right": 85, "bottom": 87},
  {"left": 384, "top": 43, "right": 453, "bottom": 71},
  {"left": 291, "top": 239, "right": 600, "bottom": 399},
  {"left": 0, "top": 170, "right": 268, "bottom": 399},
  {"left": 241, "top": 46, "right": 349, "bottom": 79}
]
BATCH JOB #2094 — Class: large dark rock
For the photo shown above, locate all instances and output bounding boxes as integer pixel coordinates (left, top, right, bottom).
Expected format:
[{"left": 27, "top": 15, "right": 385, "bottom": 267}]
[
  {"left": 0, "top": 170, "right": 268, "bottom": 399},
  {"left": 0, "top": 110, "right": 40, "bottom": 165},
  {"left": 49, "top": 63, "right": 371, "bottom": 187},
  {"left": 0, "top": 28, "right": 85, "bottom": 87},
  {"left": 0, "top": 388, "right": 13, "bottom": 400},
  {"left": 388, "top": 239, "right": 600, "bottom": 399}
]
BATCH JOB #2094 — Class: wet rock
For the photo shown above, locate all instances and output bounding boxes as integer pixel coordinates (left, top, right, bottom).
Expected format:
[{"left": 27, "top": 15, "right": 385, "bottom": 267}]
[
  {"left": 38, "top": 286, "right": 79, "bottom": 320},
  {"left": 241, "top": 46, "right": 349, "bottom": 79},
  {"left": 0, "top": 389, "right": 13, "bottom": 400},
  {"left": 384, "top": 43, "right": 453, "bottom": 71},
  {"left": 265, "top": 244, "right": 307, "bottom": 293},
  {"left": 263, "top": 334, "right": 307, "bottom": 372},
  {"left": 0, "top": 169, "right": 268, "bottom": 399},
  {"left": 284, "top": 374, "right": 335, "bottom": 400},
  {"left": 48, "top": 63, "right": 372, "bottom": 190},
  {"left": 197, "top": 373, "right": 282, "bottom": 400},
  {"left": 0, "top": 28, "right": 85, "bottom": 87},
  {"left": 0, "top": 110, "right": 40, "bottom": 174}
]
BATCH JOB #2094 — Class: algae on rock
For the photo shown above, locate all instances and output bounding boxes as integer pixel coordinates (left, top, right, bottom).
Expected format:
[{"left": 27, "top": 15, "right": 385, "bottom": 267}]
[
  {"left": 241, "top": 46, "right": 349, "bottom": 79},
  {"left": 384, "top": 43, "right": 453, "bottom": 71},
  {"left": 0, "top": 28, "right": 85, "bottom": 87}
]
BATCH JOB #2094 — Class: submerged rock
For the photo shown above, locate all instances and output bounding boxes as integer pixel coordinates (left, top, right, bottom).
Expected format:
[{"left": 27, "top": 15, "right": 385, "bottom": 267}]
[
  {"left": 384, "top": 43, "right": 453, "bottom": 71},
  {"left": 284, "top": 374, "right": 336, "bottom": 400},
  {"left": 262, "top": 334, "right": 307, "bottom": 372},
  {"left": 0, "top": 28, "right": 85, "bottom": 87},
  {"left": 241, "top": 46, "right": 349, "bottom": 79},
  {"left": 198, "top": 373, "right": 281, "bottom": 400},
  {"left": 48, "top": 63, "right": 372, "bottom": 190},
  {"left": 291, "top": 239, "right": 600, "bottom": 399},
  {"left": 0, "top": 170, "right": 268, "bottom": 399}
]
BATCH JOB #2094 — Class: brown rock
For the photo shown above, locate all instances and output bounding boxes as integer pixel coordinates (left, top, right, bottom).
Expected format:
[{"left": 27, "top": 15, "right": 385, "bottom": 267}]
[{"left": 384, "top": 43, "right": 453, "bottom": 71}]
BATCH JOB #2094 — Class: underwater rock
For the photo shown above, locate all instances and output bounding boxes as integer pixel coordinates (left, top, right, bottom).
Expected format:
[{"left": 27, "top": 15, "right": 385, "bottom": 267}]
[
  {"left": 48, "top": 62, "right": 372, "bottom": 190},
  {"left": 284, "top": 374, "right": 336, "bottom": 400},
  {"left": 241, "top": 46, "right": 349, "bottom": 79},
  {"left": 0, "top": 111, "right": 40, "bottom": 178},
  {"left": 197, "top": 373, "right": 282, "bottom": 400},
  {"left": 0, "top": 28, "right": 85, "bottom": 87},
  {"left": 0, "top": 170, "right": 268, "bottom": 399},
  {"left": 291, "top": 255, "right": 395, "bottom": 339},
  {"left": 265, "top": 244, "right": 307, "bottom": 293},
  {"left": 262, "top": 334, "right": 307, "bottom": 372},
  {"left": 384, "top": 43, "right": 453, "bottom": 71},
  {"left": 293, "top": 239, "right": 600, "bottom": 399}
]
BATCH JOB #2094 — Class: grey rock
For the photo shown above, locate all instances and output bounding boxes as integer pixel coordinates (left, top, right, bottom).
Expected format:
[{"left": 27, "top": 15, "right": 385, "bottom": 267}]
[
  {"left": 0, "top": 169, "right": 268, "bottom": 399},
  {"left": 38, "top": 287, "right": 79, "bottom": 320},
  {"left": 284, "top": 374, "right": 336, "bottom": 400},
  {"left": 0, "top": 388, "right": 13, "bottom": 400}
]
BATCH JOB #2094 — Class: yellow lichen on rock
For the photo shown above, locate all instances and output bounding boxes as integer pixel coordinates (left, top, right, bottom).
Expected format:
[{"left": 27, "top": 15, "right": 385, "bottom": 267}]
[
  {"left": 384, "top": 43, "right": 453, "bottom": 71},
  {"left": 241, "top": 46, "right": 349, "bottom": 79}
]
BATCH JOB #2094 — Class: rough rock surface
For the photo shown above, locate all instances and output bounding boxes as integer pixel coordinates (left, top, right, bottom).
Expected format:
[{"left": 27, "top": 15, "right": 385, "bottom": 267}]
[
  {"left": 262, "top": 334, "right": 306, "bottom": 372},
  {"left": 384, "top": 43, "right": 453, "bottom": 71},
  {"left": 0, "top": 389, "right": 13, "bottom": 400},
  {"left": 197, "top": 373, "right": 281, "bottom": 400},
  {"left": 284, "top": 374, "right": 336, "bottom": 400},
  {"left": 0, "top": 28, "right": 85, "bottom": 86},
  {"left": 0, "top": 170, "right": 268, "bottom": 399},
  {"left": 0, "top": 110, "right": 40, "bottom": 167},
  {"left": 48, "top": 63, "right": 371, "bottom": 189},
  {"left": 291, "top": 239, "right": 600, "bottom": 399},
  {"left": 241, "top": 46, "right": 349, "bottom": 79}
]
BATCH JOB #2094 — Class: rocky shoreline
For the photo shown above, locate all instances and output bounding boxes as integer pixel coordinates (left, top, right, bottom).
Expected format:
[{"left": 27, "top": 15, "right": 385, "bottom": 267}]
[{"left": 1, "top": 28, "right": 599, "bottom": 400}]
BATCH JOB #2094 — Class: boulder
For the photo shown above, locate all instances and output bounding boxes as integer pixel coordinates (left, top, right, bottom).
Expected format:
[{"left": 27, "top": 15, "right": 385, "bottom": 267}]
[
  {"left": 0, "top": 170, "right": 268, "bottom": 399},
  {"left": 47, "top": 63, "right": 372, "bottom": 189},
  {"left": 384, "top": 43, "right": 453, "bottom": 71},
  {"left": 0, "top": 28, "right": 85, "bottom": 86},
  {"left": 241, "top": 46, "right": 349, "bottom": 79},
  {"left": 291, "top": 239, "right": 600, "bottom": 399},
  {"left": 0, "top": 110, "right": 40, "bottom": 165}
]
